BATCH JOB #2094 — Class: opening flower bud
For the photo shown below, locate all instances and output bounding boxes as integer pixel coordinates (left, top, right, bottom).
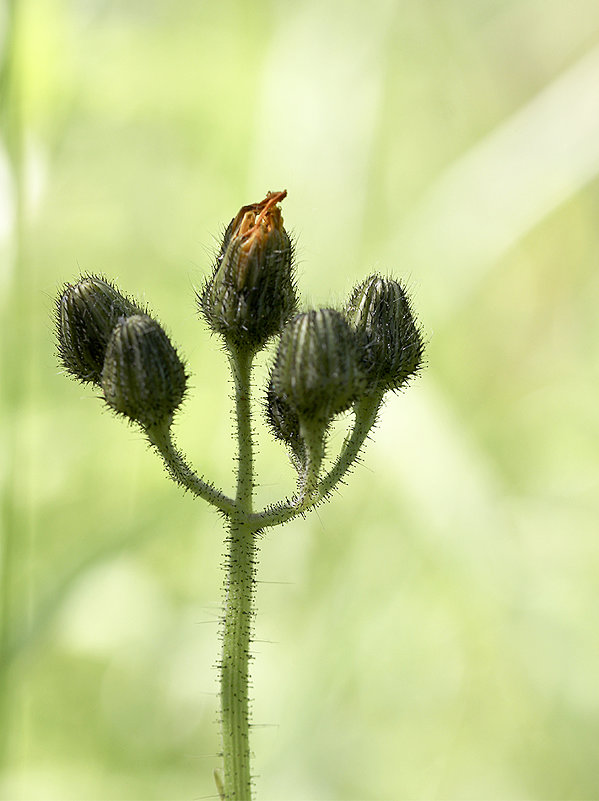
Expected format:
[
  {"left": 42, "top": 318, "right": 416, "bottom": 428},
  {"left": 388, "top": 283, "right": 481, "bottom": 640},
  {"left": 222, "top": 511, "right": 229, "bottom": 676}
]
[
  {"left": 270, "top": 308, "right": 365, "bottom": 425},
  {"left": 345, "top": 275, "right": 424, "bottom": 393},
  {"left": 199, "top": 191, "right": 298, "bottom": 353},
  {"left": 55, "top": 275, "right": 142, "bottom": 384},
  {"left": 101, "top": 314, "right": 187, "bottom": 430}
]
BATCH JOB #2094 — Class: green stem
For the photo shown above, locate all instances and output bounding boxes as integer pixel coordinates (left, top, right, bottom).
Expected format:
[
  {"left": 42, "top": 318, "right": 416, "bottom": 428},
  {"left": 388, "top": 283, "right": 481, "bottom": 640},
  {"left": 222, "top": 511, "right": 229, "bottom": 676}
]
[
  {"left": 252, "top": 392, "right": 383, "bottom": 529},
  {"left": 316, "top": 392, "right": 382, "bottom": 500},
  {"left": 294, "top": 419, "right": 326, "bottom": 506},
  {"left": 216, "top": 391, "right": 383, "bottom": 800},
  {"left": 220, "top": 347, "right": 256, "bottom": 801},
  {"left": 220, "top": 517, "right": 256, "bottom": 801},
  {"left": 146, "top": 423, "right": 236, "bottom": 516},
  {"left": 229, "top": 349, "right": 254, "bottom": 507}
]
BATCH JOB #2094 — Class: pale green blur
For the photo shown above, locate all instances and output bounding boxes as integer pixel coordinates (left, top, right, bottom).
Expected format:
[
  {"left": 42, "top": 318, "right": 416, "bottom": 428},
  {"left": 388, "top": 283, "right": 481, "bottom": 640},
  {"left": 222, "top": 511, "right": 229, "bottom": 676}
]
[{"left": 1, "top": 1, "right": 599, "bottom": 798}]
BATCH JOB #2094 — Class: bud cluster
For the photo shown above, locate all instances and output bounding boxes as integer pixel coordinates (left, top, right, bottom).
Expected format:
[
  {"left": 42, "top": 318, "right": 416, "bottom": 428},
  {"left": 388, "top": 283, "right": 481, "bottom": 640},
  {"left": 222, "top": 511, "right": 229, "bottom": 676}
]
[
  {"left": 266, "top": 275, "right": 423, "bottom": 459},
  {"left": 53, "top": 192, "right": 426, "bottom": 801},
  {"left": 55, "top": 194, "right": 423, "bottom": 459},
  {"left": 55, "top": 275, "right": 142, "bottom": 385},
  {"left": 55, "top": 275, "right": 187, "bottom": 429}
]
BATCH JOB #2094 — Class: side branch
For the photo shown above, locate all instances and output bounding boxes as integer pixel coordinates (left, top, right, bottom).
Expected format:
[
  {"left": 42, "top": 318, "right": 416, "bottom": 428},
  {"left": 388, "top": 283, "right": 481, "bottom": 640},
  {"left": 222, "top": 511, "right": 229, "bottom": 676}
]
[
  {"left": 146, "top": 422, "right": 236, "bottom": 516},
  {"left": 252, "top": 392, "right": 383, "bottom": 529},
  {"left": 315, "top": 392, "right": 382, "bottom": 500}
]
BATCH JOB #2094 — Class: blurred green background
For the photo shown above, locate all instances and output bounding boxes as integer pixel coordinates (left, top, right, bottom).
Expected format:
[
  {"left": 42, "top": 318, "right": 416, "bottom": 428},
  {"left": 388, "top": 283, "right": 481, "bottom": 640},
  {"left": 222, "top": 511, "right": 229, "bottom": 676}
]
[{"left": 2, "top": 0, "right": 599, "bottom": 798}]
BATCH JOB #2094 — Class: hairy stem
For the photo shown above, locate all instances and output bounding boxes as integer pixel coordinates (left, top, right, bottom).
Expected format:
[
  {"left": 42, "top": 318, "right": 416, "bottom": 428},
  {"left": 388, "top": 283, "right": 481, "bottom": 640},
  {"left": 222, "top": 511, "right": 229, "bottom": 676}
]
[
  {"left": 251, "top": 393, "right": 382, "bottom": 528},
  {"left": 252, "top": 392, "right": 383, "bottom": 530},
  {"left": 220, "top": 517, "right": 257, "bottom": 801},
  {"left": 293, "top": 419, "right": 326, "bottom": 508},
  {"left": 316, "top": 392, "right": 382, "bottom": 500},
  {"left": 220, "top": 347, "right": 256, "bottom": 801},
  {"left": 229, "top": 350, "right": 254, "bottom": 506},
  {"left": 146, "top": 423, "right": 236, "bottom": 516}
]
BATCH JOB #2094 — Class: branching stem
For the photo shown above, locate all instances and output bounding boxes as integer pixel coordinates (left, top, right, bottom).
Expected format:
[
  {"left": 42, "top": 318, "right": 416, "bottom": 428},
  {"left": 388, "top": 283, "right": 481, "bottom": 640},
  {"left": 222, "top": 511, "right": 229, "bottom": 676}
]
[
  {"left": 316, "top": 392, "right": 382, "bottom": 500},
  {"left": 251, "top": 392, "right": 383, "bottom": 530},
  {"left": 146, "top": 423, "right": 236, "bottom": 516},
  {"left": 219, "top": 347, "right": 258, "bottom": 801},
  {"left": 147, "top": 370, "right": 381, "bottom": 801},
  {"left": 53, "top": 185, "right": 423, "bottom": 801}
]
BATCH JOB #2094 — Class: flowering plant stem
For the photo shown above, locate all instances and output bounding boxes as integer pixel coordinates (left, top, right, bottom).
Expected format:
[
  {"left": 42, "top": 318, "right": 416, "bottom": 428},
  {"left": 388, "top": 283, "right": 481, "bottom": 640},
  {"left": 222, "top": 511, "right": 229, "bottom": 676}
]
[
  {"left": 54, "top": 191, "right": 424, "bottom": 801},
  {"left": 220, "top": 515, "right": 256, "bottom": 801},
  {"left": 220, "top": 348, "right": 257, "bottom": 801},
  {"left": 145, "top": 347, "right": 260, "bottom": 800},
  {"left": 144, "top": 359, "right": 384, "bottom": 800}
]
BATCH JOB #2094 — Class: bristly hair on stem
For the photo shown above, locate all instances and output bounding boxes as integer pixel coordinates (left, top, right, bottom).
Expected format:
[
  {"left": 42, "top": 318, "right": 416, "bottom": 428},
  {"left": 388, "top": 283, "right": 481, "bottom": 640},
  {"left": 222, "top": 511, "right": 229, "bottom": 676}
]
[{"left": 53, "top": 190, "right": 425, "bottom": 801}]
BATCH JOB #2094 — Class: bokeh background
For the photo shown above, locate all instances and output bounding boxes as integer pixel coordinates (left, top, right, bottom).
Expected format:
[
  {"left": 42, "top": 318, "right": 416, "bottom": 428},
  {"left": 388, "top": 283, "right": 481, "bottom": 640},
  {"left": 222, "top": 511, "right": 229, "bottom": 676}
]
[{"left": 2, "top": 1, "right": 599, "bottom": 799}]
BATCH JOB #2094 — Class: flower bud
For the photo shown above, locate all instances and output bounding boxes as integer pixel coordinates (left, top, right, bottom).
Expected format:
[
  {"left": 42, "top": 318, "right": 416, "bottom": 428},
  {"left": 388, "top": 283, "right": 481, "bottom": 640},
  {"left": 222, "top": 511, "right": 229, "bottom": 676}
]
[
  {"left": 55, "top": 275, "right": 142, "bottom": 384},
  {"left": 265, "top": 379, "right": 305, "bottom": 462},
  {"left": 270, "top": 309, "right": 365, "bottom": 424},
  {"left": 101, "top": 314, "right": 187, "bottom": 429},
  {"left": 199, "top": 190, "right": 297, "bottom": 353},
  {"left": 344, "top": 275, "right": 423, "bottom": 393}
]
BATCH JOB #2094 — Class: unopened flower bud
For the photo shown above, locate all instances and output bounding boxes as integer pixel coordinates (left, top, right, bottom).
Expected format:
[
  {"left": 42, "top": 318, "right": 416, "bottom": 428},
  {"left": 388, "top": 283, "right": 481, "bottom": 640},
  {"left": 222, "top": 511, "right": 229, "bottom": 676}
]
[
  {"left": 101, "top": 314, "right": 187, "bottom": 429},
  {"left": 271, "top": 309, "right": 365, "bottom": 424},
  {"left": 345, "top": 275, "right": 423, "bottom": 393},
  {"left": 265, "top": 379, "right": 304, "bottom": 463},
  {"left": 199, "top": 191, "right": 297, "bottom": 353},
  {"left": 55, "top": 275, "right": 142, "bottom": 384}
]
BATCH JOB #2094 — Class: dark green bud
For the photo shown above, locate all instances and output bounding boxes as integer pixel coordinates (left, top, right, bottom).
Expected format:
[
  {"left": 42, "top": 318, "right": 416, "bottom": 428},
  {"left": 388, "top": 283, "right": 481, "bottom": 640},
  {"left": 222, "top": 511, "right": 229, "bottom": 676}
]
[
  {"left": 101, "top": 314, "right": 187, "bottom": 429},
  {"left": 345, "top": 275, "right": 423, "bottom": 393},
  {"left": 265, "top": 379, "right": 305, "bottom": 464},
  {"left": 199, "top": 190, "right": 298, "bottom": 353},
  {"left": 55, "top": 275, "right": 142, "bottom": 384},
  {"left": 271, "top": 308, "right": 365, "bottom": 424}
]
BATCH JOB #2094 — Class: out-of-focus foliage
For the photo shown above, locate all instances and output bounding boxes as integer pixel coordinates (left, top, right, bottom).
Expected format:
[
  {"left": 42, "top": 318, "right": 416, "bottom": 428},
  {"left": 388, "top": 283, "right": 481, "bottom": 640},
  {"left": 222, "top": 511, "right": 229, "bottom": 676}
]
[{"left": 1, "top": 0, "right": 599, "bottom": 798}]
